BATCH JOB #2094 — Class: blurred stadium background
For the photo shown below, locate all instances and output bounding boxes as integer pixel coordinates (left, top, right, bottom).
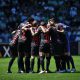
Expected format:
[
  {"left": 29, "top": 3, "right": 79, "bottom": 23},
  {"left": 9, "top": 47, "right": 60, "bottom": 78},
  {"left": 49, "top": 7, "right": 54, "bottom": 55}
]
[{"left": 0, "top": 0, "right": 80, "bottom": 57}]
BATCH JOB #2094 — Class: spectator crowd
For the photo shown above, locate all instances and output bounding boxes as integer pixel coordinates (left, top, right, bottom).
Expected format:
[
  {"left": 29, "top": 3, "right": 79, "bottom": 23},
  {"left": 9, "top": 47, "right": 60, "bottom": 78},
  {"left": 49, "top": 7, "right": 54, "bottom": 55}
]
[{"left": 0, "top": 0, "right": 80, "bottom": 43}]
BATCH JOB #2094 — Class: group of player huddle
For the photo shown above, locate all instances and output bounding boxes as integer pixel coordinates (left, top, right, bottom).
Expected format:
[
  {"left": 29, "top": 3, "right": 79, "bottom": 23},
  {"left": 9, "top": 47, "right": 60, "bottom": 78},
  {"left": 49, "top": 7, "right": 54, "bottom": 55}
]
[{"left": 7, "top": 17, "right": 76, "bottom": 74}]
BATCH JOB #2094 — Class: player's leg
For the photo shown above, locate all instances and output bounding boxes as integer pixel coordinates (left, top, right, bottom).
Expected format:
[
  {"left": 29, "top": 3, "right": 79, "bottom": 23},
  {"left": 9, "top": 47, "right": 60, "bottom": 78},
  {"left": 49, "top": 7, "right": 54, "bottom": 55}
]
[
  {"left": 36, "top": 46, "right": 40, "bottom": 73},
  {"left": 45, "top": 54, "right": 51, "bottom": 73},
  {"left": 39, "top": 51, "right": 45, "bottom": 74},
  {"left": 30, "top": 56, "right": 35, "bottom": 72},
  {"left": 25, "top": 55, "right": 31, "bottom": 73},
  {"left": 7, "top": 45, "right": 17, "bottom": 73},
  {"left": 54, "top": 55, "right": 61, "bottom": 72},
  {"left": 60, "top": 55, "right": 66, "bottom": 72},
  {"left": 25, "top": 46, "right": 31, "bottom": 73},
  {"left": 65, "top": 55, "right": 70, "bottom": 72},
  {"left": 17, "top": 43, "right": 24, "bottom": 73},
  {"left": 8, "top": 57, "right": 16, "bottom": 73},
  {"left": 44, "top": 43, "right": 51, "bottom": 73},
  {"left": 37, "top": 57, "right": 40, "bottom": 73},
  {"left": 17, "top": 55, "right": 24, "bottom": 73},
  {"left": 69, "top": 56, "right": 76, "bottom": 72},
  {"left": 30, "top": 45, "right": 35, "bottom": 73}
]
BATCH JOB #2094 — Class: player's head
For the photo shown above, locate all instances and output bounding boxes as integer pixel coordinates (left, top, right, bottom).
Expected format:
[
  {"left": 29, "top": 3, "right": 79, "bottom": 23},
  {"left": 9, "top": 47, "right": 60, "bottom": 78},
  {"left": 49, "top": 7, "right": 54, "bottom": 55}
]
[
  {"left": 40, "top": 21, "right": 46, "bottom": 26},
  {"left": 32, "top": 20, "right": 38, "bottom": 27},
  {"left": 48, "top": 18, "right": 56, "bottom": 28},
  {"left": 18, "top": 23, "right": 25, "bottom": 29},
  {"left": 57, "top": 24, "right": 64, "bottom": 31},
  {"left": 27, "top": 17, "right": 34, "bottom": 24}
]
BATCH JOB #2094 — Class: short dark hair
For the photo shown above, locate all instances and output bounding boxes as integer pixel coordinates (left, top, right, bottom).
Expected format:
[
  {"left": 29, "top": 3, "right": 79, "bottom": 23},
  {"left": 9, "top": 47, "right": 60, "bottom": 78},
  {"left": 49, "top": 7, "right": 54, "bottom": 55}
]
[{"left": 27, "top": 17, "right": 34, "bottom": 23}]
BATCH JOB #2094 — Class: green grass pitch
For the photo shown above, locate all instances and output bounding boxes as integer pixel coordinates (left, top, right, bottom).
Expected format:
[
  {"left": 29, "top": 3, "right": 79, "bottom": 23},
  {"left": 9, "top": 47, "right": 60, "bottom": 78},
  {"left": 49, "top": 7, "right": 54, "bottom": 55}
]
[{"left": 0, "top": 56, "right": 80, "bottom": 80}]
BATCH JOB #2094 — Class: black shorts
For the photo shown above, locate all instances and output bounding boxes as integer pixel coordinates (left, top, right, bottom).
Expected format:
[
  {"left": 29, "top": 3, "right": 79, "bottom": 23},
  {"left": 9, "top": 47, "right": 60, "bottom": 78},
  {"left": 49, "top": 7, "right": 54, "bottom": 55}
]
[
  {"left": 10, "top": 45, "right": 18, "bottom": 57},
  {"left": 18, "top": 42, "right": 31, "bottom": 56},
  {"left": 31, "top": 45, "right": 39, "bottom": 56},
  {"left": 52, "top": 43, "right": 65, "bottom": 55},
  {"left": 50, "top": 43, "right": 54, "bottom": 55},
  {"left": 39, "top": 43, "right": 50, "bottom": 53}
]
